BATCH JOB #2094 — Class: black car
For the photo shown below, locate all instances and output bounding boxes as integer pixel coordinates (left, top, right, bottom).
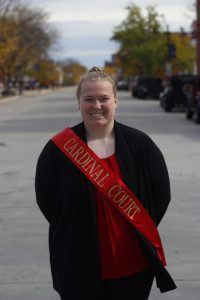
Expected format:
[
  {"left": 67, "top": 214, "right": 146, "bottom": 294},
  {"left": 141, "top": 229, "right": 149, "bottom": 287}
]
[
  {"left": 131, "top": 75, "right": 163, "bottom": 99},
  {"left": 186, "top": 88, "right": 200, "bottom": 124},
  {"left": 193, "top": 92, "right": 200, "bottom": 123},
  {"left": 160, "top": 75, "right": 199, "bottom": 112},
  {"left": 116, "top": 79, "right": 129, "bottom": 91}
]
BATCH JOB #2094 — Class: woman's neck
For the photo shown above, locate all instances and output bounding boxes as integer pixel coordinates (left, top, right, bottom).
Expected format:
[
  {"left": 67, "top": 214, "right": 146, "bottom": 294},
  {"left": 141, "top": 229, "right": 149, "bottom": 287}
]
[
  {"left": 85, "top": 122, "right": 114, "bottom": 141},
  {"left": 85, "top": 123, "right": 115, "bottom": 158}
]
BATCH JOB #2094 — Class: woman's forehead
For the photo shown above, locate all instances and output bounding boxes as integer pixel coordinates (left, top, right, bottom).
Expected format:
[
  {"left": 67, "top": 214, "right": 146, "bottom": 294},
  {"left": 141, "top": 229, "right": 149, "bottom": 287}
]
[{"left": 80, "top": 80, "right": 114, "bottom": 94}]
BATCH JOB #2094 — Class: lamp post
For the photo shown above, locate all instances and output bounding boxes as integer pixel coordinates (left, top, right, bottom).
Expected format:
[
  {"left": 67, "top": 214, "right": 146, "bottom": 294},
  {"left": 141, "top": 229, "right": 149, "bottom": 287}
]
[
  {"left": 165, "top": 25, "right": 176, "bottom": 77},
  {"left": 165, "top": 25, "right": 172, "bottom": 77}
]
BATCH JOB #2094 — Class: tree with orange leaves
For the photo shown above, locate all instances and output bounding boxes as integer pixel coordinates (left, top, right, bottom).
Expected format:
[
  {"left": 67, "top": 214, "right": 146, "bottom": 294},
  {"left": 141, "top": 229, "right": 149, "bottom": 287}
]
[{"left": 0, "top": 0, "right": 58, "bottom": 94}]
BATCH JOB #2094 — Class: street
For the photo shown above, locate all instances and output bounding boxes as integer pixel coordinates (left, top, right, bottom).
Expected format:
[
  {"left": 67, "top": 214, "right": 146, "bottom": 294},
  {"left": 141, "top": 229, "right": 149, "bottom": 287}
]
[{"left": 0, "top": 87, "right": 200, "bottom": 299}]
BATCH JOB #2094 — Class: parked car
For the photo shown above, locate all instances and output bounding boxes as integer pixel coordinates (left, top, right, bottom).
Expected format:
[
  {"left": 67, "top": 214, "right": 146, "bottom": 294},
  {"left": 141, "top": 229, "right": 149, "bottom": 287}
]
[
  {"left": 131, "top": 75, "right": 163, "bottom": 99},
  {"left": 116, "top": 79, "right": 129, "bottom": 91},
  {"left": 186, "top": 88, "right": 200, "bottom": 124},
  {"left": 193, "top": 92, "right": 200, "bottom": 123},
  {"left": 160, "top": 75, "right": 199, "bottom": 112}
]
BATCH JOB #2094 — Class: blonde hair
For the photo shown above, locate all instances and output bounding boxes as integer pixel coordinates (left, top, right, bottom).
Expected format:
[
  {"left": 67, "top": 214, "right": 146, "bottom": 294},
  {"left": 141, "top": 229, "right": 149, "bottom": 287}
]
[{"left": 76, "top": 66, "right": 117, "bottom": 99}]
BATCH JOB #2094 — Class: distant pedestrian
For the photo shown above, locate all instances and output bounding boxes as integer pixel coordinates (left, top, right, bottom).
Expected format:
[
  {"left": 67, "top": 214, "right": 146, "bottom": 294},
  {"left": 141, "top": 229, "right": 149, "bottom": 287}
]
[{"left": 35, "top": 66, "right": 176, "bottom": 299}]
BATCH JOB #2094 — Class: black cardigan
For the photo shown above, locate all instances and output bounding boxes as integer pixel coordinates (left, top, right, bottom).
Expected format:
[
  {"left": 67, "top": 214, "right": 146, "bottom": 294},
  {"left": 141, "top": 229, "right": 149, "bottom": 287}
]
[{"left": 35, "top": 121, "right": 176, "bottom": 299}]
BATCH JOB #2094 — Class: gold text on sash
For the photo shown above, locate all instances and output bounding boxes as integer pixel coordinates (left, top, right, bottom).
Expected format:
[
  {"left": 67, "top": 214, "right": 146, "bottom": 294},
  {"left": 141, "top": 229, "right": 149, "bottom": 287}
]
[
  {"left": 108, "top": 185, "right": 140, "bottom": 220},
  {"left": 64, "top": 139, "right": 109, "bottom": 187}
]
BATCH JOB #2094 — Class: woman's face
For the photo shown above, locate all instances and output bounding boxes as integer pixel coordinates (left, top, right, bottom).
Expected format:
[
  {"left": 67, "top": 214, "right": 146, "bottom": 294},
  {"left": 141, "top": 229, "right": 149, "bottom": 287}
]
[{"left": 78, "top": 80, "right": 117, "bottom": 132}]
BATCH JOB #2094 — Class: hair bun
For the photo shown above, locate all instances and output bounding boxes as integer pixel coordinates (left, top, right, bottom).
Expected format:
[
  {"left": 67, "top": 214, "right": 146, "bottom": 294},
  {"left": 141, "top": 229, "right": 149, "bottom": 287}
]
[{"left": 88, "top": 66, "right": 102, "bottom": 73}]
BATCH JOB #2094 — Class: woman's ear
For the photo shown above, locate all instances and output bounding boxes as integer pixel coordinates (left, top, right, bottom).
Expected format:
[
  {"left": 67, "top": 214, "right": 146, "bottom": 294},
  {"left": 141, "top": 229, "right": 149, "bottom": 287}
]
[{"left": 115, "top": 98, "right": 118, "bottom": 109}]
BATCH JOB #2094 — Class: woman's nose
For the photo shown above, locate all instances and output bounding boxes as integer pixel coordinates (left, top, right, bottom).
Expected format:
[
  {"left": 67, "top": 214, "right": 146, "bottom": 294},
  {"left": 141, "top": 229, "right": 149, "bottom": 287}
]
[{"left": 93, "top": 100, "right": 101, "bottom": 109}]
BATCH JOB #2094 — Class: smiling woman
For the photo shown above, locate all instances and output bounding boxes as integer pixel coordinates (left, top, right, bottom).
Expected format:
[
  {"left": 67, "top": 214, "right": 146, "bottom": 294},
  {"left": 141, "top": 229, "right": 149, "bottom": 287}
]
[{"left": 35, "top": 66, "right": 176, "bottom": 300}]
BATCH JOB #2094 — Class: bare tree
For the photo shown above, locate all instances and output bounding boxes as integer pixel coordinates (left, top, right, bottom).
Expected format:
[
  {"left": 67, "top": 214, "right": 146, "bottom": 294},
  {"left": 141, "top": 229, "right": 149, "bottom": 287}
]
[{"left": 0, "top": 0, "right": 19, "bottom": 18}]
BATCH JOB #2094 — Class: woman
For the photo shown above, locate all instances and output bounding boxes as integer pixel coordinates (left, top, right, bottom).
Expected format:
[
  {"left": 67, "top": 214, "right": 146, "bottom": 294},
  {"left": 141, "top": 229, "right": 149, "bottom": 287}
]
[{"left": 35, "top": 67, "right": 176, "bottom": 300}]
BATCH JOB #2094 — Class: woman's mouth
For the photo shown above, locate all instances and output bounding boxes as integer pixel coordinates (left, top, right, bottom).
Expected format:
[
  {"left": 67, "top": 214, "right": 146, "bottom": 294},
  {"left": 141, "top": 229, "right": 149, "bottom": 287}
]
[{"left": 90, "top": 111, "right": 104, "bottom": 117}]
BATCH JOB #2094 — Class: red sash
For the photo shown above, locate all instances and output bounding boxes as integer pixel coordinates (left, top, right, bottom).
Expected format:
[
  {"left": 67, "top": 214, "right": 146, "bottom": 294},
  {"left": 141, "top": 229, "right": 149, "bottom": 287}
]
[{"left": 52, "top": 128, "right": 166, "bottom": 266}]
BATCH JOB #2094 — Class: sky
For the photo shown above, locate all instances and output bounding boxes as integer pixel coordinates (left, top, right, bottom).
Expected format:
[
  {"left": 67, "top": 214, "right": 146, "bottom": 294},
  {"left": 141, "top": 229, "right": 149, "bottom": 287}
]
[{"left": 24, "top": 0, "right": 195, "bottom": 68}]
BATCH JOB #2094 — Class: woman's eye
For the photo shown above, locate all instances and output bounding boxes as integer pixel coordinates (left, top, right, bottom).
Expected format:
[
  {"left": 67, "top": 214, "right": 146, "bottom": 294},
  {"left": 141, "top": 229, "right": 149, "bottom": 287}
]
[{"left": 101, "top": 97, "right": 109, "bottom": 102}]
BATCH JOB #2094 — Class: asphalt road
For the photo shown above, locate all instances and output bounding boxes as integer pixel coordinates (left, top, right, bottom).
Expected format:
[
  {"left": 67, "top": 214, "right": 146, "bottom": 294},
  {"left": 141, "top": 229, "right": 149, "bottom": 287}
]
[{"left": 0, "top": 87, "right": 200, "bottom": 299}]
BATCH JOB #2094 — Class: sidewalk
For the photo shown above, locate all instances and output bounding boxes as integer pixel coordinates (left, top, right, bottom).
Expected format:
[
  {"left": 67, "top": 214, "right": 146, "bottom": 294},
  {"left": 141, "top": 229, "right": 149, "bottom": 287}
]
[{"left": 0, "top": 87, "right": 68, "bottom": 104}]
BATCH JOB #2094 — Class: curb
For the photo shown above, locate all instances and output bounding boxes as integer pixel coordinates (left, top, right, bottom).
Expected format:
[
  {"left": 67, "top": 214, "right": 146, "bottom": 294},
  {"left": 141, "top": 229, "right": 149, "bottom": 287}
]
[{"left": 0, "top": 87, "right": 68, "bottom": 104}]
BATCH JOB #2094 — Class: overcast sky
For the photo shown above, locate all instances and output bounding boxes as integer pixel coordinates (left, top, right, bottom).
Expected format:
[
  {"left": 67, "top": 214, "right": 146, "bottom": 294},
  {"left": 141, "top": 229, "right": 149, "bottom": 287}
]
[{"left": 24, "top": 0, "right": 195, "bottom": 68}]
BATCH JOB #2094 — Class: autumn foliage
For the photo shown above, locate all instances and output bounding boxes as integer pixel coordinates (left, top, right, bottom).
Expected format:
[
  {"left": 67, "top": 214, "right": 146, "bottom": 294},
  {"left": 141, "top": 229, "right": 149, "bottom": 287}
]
[
  {"left": 0, "top": 0, "right": 58, "bottom": 93},
  {"left": 111, "top": 3, "right": 195, "bottom": 78}
]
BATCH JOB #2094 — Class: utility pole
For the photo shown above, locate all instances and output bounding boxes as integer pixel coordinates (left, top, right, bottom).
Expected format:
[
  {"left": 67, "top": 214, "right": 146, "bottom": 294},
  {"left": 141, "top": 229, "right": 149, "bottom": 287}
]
[{"left": 197, "top": 0, "right": 200, "bottom": 75}]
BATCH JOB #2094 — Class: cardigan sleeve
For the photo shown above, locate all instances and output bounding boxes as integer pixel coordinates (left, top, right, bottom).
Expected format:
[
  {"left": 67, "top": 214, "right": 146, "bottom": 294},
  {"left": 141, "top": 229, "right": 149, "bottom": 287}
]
[
  {"left": 35, "top": 142, "right": 56, "bottom": 223},
  {"left": 147, "top": 139, "right": 171, "bottom": 225}
]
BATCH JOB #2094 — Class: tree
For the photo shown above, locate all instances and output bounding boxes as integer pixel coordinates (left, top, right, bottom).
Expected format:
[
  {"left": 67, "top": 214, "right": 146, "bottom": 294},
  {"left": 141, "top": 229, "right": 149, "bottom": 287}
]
[
  {"left": 0, "top": 1, "right": 19, "bottom": 89},
  {"left": 27, "top": 59, "right": 61, "bottom": 88},
  {"left": 111, "top": 4, "right": 167, "bottom": 76},
  {"left": 167, "top": 32, "right": 195, "bottom": 74},
  {"left": 0, "top": 0, "right": 59, "bottom": 94},
  {"left": 60, "top": 59, "right": 87, "bottom": 86}
]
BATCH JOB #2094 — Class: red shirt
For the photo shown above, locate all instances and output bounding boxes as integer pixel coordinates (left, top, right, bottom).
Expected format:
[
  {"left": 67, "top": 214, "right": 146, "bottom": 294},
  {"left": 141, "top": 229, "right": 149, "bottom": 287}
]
[{"left": 94, "top": 154, "right": 149, "bottom": 279}]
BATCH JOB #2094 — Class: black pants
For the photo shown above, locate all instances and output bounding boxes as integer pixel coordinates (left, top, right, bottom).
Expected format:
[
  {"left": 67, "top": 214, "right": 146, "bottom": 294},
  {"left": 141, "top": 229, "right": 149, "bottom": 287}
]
[
  {"left": 60, "top": 269, "right": 154, "bottom": 300},
  {"left": 101, "top": 269, "right": 154, "bottom": 300}
]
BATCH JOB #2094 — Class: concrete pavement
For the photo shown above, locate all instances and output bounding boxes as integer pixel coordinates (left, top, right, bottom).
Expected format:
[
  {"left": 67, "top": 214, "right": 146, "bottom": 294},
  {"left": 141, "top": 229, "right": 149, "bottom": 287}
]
[{"left": 0, "top": 88, "right": 200, "bottom": 299}]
